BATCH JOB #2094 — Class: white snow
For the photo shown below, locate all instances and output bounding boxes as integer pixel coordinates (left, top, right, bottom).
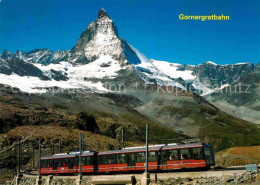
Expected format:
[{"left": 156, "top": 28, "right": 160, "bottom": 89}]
[
  {"left": 34, "top": 62, "right": 72, "bottom": 72},
  {"left": 151, "top": 59, "right": 195, "bottom": 80},
  {"left": 128, "top": 46, "right": 190, "bottom": 89},
  {"left": 0, "top": 73, "right": 108, "bottom": 94},
  {"left": 0, "top": 55, "right": 121, "bottom": 93},
  {"left": 191, "top": 80, "right": 214, "bottom": 96},
  {"left": 129, "top": 45, "right": 150, "bottom": 64},
  {"left": 234, "top": 63, "right": 249, "bottom": 65},
  {"left": 69, "top": 55, "right": 124, "bottom": 79},
  {"left": 205, "top": 61, "right": 217, "bottom": 65},
  {"left": 35, "top": 55, "right": 123, "bottom": 79}
]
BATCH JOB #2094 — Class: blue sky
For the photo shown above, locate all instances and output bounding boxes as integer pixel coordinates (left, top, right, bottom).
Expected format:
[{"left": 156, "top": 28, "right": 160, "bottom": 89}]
[{"left": 0, "top": 0, "right": 259, "bottom": 65}]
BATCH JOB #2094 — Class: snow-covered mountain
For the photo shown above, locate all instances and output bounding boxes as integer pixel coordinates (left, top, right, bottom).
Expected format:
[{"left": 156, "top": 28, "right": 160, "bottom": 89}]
[
  {"left": 69, "top": 8, "right": 141, "bottom": 66},
  {"left": 0, "top": 9, "right": 256, "bottom": 95}
]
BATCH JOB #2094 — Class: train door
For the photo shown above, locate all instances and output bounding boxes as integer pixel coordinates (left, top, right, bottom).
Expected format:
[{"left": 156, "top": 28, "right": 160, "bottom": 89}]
[
  {"left": 93, "top": 153, "right": 98, "bottom": 173},
  {"left": 126, "top": 153, "right": 136, "bottom": 171},
  {"left": 69, "top": 158, "right": 74, "bottom": 170},
  {"left": 160, "top": 150, "right": 168, "bottom": 169},
  {"left": 53, "top": 159, "right": 58, "bottom": 170}
]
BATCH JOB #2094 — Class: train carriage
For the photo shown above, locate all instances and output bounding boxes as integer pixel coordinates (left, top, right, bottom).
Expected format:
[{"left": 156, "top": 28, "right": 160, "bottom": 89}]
[
  {"left": 39, "top": 143, "right": 215, "bottom": 175},
  {"left": 96, "top": 143, "right": 215, "bottom": 173},
  {"left": 40, "top": 151, "right": 96, "bottom": 175}
]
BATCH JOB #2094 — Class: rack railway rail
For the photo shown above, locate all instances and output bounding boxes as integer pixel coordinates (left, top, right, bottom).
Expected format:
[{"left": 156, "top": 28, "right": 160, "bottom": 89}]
[{"left": 21, "top": 167, "right": 248, "bottom": 185}]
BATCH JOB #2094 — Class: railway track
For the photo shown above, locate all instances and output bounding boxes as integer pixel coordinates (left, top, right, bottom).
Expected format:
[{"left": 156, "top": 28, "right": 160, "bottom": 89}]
[
  {"left": 14, "top": 166, "right": 257, "bottom": 185},
  {"left": 26, "top": 166, "right": 247, "bottom": 177}
]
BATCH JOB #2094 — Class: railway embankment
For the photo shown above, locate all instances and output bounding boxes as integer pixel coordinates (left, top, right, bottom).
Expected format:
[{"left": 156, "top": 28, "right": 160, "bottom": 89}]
[
  {"left": 5, "top": 170, "right": 260, "bottom": 185},
  {"left": 151, "top": 171, "right": 260, "bottom": 185}
]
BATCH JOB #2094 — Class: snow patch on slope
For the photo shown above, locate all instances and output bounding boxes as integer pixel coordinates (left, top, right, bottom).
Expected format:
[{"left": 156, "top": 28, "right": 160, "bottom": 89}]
[
  {"left": 129, "top": 46, "right": 185, "bottom": 88},
  {"left": 151, "top": 59, "right": 195, "bottom": 80},
  {"left": 69, "top": 55, "right": 124, "bottom": 79},
  {"left": 191, "top": 80, "right": 214, "bottom": 96},
  {"left": 35, "top": 55, "right": 123, "bottom": 79},
  {"left": 0, "top": 73, "right": 108, "bottom": 93},
  {"left": 0, "top": 55, "right": 123, "bottom": 93}
]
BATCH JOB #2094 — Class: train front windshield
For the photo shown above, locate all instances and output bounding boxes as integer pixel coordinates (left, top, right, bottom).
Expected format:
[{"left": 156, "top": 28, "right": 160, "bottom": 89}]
[
  {"left": 204, "top": 147, "right": 213, "bottom": 157},
  {"left": 204, "top": 145, "right": 215, "bottom": 166}
]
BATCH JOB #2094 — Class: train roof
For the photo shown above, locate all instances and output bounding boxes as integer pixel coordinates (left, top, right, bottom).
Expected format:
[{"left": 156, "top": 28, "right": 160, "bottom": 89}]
[
  {"left": 41, "top": 143, "right": 212, "bottom": 159},
  {"left": 41, "top": 151, "right": 95, "bottom": 160},
  {"left": 98, "top": 143, "right": 206, "bottom": 155}
]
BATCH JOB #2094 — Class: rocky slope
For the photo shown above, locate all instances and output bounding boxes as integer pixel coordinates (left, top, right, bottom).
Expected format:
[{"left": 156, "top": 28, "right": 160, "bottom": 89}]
[
  {"left": 206, "top": 63, "right": 260, "bottom": 124},
  {"left": 216, "top": 145, "right": 260, "bottom": 167}
]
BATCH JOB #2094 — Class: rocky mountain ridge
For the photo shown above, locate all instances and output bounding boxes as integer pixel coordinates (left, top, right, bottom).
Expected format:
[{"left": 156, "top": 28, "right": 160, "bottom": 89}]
[
  {"left": 206, "top": 63, "right": 260, "bottom": 124},
  {"left": 0, "top": 9, "right": 256, "bottom": 96}
]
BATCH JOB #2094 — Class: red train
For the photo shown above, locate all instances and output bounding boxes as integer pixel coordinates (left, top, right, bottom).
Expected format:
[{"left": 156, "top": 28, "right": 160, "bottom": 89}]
[{"left": 40, "top": 143, "right": 215, "bottom": 175}]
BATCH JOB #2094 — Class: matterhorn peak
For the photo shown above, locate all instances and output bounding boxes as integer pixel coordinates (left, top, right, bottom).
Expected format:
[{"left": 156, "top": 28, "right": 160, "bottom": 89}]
[
  {"left": 98, "top": 8, "right": 110, "bottom": 19},
  {"left": 70, "top": 9, "right": 141, "bottom": 65}
]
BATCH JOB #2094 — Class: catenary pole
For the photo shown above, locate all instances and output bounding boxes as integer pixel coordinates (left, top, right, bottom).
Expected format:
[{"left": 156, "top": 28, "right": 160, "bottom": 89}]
[
  {"left": 145, "top": 123, "right": 149, "bottom": 173},
  {"left": 82, "top": 134, "right": 85, "bottom": 151},
  {"left": 79, "top": 133, "right": 82, "bottom": 177},
  {"left": 33, "top": 147, "right": 35, "bottom": 169},
  {"left": 38, "top": 140, "right": 41, "bottom": 176},
  {"left": 59, "top": 140, "right": 61, "bottom": 153},
  {"left": 18, "top": 139, "right": 21, "bottom": 175},
  {"left": 121, "top": 129, "right": 124, "bottom": 149},
  {"left": 52, "top": 141, "right": 54, "bottom": 155}
]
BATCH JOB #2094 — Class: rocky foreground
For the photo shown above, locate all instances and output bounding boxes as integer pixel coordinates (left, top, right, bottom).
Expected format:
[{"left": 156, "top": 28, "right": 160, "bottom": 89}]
[
  {"left": 4, "top": 171, "right": 260, "bottom": 185},
  {"left": 151, "top": 171, "right": 260, "bottom": 185}
]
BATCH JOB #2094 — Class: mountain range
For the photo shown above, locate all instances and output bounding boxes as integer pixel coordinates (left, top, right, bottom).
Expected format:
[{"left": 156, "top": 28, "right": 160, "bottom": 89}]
[
  {"left": 0, "top": 9, "right": 257, "bottom": 96},
  {"left": 0, "top": 9, "right": 259, "bottom": 152}
]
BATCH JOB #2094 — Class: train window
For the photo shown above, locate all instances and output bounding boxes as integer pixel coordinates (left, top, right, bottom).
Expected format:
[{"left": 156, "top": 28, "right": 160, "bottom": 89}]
[
  {"left": 81, "top": 156, "right": 93, "bottom": 165},
  {"left": 69, "top": 158, "right": 74, "bottom": 169},
  {"left": 62, "top": 159, "right": 65, "bottom": 167},
  {"left": 116, "top": 154, "right": 126, "bottom": 164},
  {"left": 54, "top": 159, "right": 58, "bottom": 167},
  {"left": 204, "top": 147, "right": 213, "bottom": 157},
  {"left": 180, "top": 148, "right": 192, "bottom": 160},
  {"left": 126, "top": 153, "right": 136, "bottom": 165},
  {"left": 44, "top": 160, "right": 47, "bottom": 168},
  {"left": 88, "top": 156, "right": 93, "bottom": 165},
  {"left": 82, "top": 157, "right": 88, "bottom": 165},
  {"left": 169, "top": 150, "right": 179, "bottom": 160},
  {"left": 98, "top": 155, "right": 107, "bottom": 165},
  {"left": 108, "top": 154, "right": 116, "bottom": 164},
  {"left": 103, "top": 156, "right": 106, "bottom": 165},
  {"left": 63, "top": 159, "right": 67, "bottom": 167},
  {"left": 74, "top": 158, "right": 79, "bottom": 166},
  {"left": 40, "top": 160, "right": 45, "bottom": 168},
  {"left": 148, "top": 152, "right": 157, "bottom": 162},
  {"left": 58, "top": 159, "right": 62, "bottom": 167},
  {"left": 136, "top": 152, "right": 145, "bottom": 163},
  {"left": 192, "top": 147, "right": 203, "bottom": 160},
  {"left": 49, "top": 160, "right": 53, "bottom": 168},
  {"left": 161, "top": 150, "right": 169, "bottom": 161},
  {"left": 98, "top": 155, "right": 102, "bottom": 165},
  {"left": 46, "top": 160, "right": 50, "bottom": 168}
]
